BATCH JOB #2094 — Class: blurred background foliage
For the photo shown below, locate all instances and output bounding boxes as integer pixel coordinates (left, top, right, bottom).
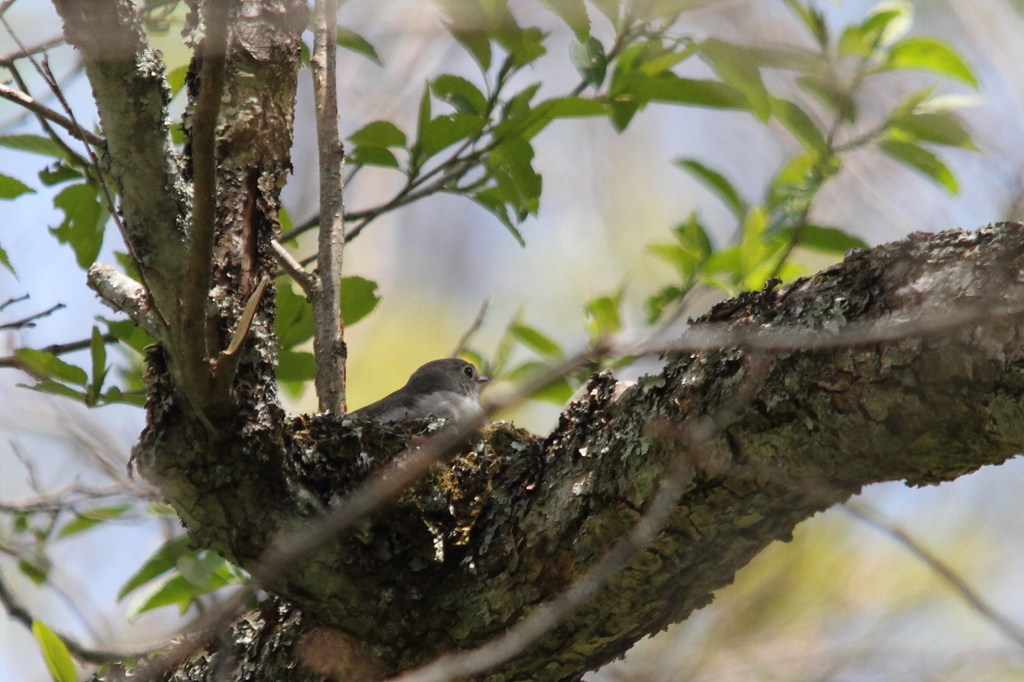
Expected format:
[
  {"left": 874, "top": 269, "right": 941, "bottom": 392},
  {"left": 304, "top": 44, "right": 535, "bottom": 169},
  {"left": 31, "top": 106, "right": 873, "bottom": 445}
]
[{"left": 1, "top": 0, "right": 1024, "bottom": 680}]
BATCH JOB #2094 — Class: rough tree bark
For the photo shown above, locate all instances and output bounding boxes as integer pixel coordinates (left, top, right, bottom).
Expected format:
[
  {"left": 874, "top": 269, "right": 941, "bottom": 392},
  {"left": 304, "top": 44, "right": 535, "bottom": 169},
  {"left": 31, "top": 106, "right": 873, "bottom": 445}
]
[{"left": 52, "top": 2, "right": 1024, "bottom": 682}]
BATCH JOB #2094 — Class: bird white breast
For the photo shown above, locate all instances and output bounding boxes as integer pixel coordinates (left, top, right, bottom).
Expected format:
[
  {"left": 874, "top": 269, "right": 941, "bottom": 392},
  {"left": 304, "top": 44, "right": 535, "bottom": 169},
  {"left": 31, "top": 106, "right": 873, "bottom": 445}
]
[{"left": 412, "top": 390, "right": 485, "bottom": 425}]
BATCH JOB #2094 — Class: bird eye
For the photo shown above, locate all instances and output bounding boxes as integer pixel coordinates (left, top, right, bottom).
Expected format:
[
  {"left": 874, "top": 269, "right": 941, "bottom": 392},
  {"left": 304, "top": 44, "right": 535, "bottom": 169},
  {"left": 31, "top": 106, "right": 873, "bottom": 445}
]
[{"left": 463, "top": 366, "right": 474, "bottom": 378}]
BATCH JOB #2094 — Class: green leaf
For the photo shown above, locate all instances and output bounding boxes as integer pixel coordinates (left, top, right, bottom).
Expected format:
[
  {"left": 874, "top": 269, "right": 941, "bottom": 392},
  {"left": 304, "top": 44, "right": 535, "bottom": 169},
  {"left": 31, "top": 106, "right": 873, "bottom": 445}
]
[
  {"left": 783, "top": 224, "right": 868, "bottom": 255},
  {"left": 511, "top": 323, "right": 563, "bottom": 360},
  {"left": 501, "top": 83, "right": 542, "bottom": 124},
  {"left": 888, "top": 108, "right": 977, "bottom": 150},
  {"left": 127, "top": 574, "right": 194, "bottom": 619},
  {"left": 783, "top": 0, "right": 829, "bottom": 48},
  {"left": 506, "top": 361, "right": 575, "bottom": 404},
  {"left": 746, "top": 45, "right": 823, "bottom": 73},
  {"left": 39, "top": 161, "right": 82, "bottom": 187},
  {"left": 739, "top": 206, "right": 770, "bottom": 277},
  {"left": 349, "top": 120, "right": 407, "bottom": 148},
  {"left": 841, "top": 4, "right": 911, "bottom": 55},
  {"left": 539, "top": 0, "right": 590, "bottom": 39},
  {"left": 87, "top": 326, "right": 109, "bottom": 406},
  {"left": 127, "top": 553, "right": 236, "bottom": 619},
  {"left": 410, "top": 85, "right": 432, "bottom": 169},
  {"left": 15, "top": 349, "right": 88, "bottom": 385},
  {"left": 101, "top": 317, "right": 155, "bottom": 355},
  {"left": 32, "top": 621, "right": 76, "bottom": 682},
  {"left": 419, "top": 113, "right": 487, "bottom": 159},
  {"left": 637, "top": 74, "right": 751, "bottom": 111},
  {"left": 770, "top": 97, "right": 827, "bottom": 154},
  {"left": 278, "top": 204, "right": 293, "bottom": 235},
  {"left": 436, "top": 0, "right": 494, "bottom": 69},
  {"left": 341, "top": 275, "right": 381, "bottom": 326},
  {"left": 446, "top": 23, "right": 491, "bottom": 70},
  {"left": 23, "top": 380, "right": 85, "bottom": 401},
  {"left": 275, "top": 279, "right": 314, "bottom": 350},
  {"left": 166, "top": 64, "right": 189, "bottom": 97},
  {"left": 698, "top": 38, "right": 770, "bottom": 121},
  {"left": 796, "top": 75, "right": 857, "bottom": 123},
  {"left": 496, "top": 24, "right": 547, "bottom": 68},
  {"left": 177, "top": 551, "right": 234, "bottom": 589},
  {"left": 584, "top": 291, "right": 622, "bottom": 340},
  {"left": 0, "top": 134, "right": 68, "bottom": 159},
  {"left": 336, "top": 27, "right": 382, "bottom": 65},
  {"left": 675, "top": 159, "right": 746, "bottom": 219},
  {"left": 348, "top": 146, "right": 400, "bottom": 168},
  {"left": 0, "top": 244, "right": 11, "bottom": 276},
  {"left": 497, "top": 96, "right": 607, "bottom": 140},
  {"left": 487, "top": 136, "right": 542, "bottom": 217},
  {"left": 19, "top": 559, "right": 48, "bottom": 585},
  {"left": 0, "top": 173, "right": 34, "bottom": 199},
  {"left": 51, "top": 183, "right": 106, "bottom": 268},
  {"left": 645, "top": 284, "right": 685, "bottom": 323},
  {"left": 118, "top": 536, "right": 191, "bottom": 601},
  {"left": 277, "top": 349, "right": 316, "bottom": 382},
  {"left": 879, "top": 140, "right": 958, "bottom": 194},
  {"left": 470, "top": 188, "right": 525, "bottom": 246},
  {"left": 673, "top": 213, "right": 713, "bottom": 258},
  {"left": 431, "top": 75, "right": 488, "bottom": 116},
  {"left": 58, "top": 504, "right": 132, "bottom": 538},
  {"left": 885, "top": 37, "right": 978, "bottom": 89},
  {"left": 101, "top": 386, "right": 146, "bottom": 407},
  {"left": 589, "top": 0, "right": 621, "bottom": 27},
  {"left": 570, "top": 36, "right": 607, "bottom": 88}
]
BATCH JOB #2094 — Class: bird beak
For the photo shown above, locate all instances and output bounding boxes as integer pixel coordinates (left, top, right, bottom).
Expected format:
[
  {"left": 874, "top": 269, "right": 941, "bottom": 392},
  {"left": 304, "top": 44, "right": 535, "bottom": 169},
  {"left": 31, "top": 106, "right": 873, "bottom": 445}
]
[{"left": 477, "top": 375, "right": 489, "bottom": 384}]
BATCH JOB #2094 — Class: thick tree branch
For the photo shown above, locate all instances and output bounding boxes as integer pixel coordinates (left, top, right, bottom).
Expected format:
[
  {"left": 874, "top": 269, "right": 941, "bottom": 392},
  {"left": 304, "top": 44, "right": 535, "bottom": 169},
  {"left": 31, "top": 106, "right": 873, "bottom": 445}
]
[
  {"left": 52, "top": 0, "right": 187, "bottom": 339},
  {"left": 309, "top": 0, "right": 347, "bottom": 414},
  {"left": 86, "top": 263, "right": 160, "bottom": 340},
  {"left": 134, "top": 224, "right": 1024, "bottom": 682}
]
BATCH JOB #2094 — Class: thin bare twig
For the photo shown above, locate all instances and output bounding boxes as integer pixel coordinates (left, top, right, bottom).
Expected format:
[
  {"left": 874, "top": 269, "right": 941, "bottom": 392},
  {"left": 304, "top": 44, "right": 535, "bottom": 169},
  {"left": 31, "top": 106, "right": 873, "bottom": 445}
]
[
  {"left": 271, "top": 240, "right": 314, "bottom": 295},
  {"left": 0, "top": 82, "right": 104, "bottom": 147},
  {"left": 708, "top": 455, "right": 1024, "bottom": 655},
  {"left": 0, "top": 333, "right": 118, "bottom": 370},
  {"left": 844, "top": 503, "right": 1024, "bottom": 650},
  {"left": 0, "top": 302, "right": 65, "bottom": 331},
  {"left": 38, "top": 55, "right": 123, "bottom": 233},
  {"left": 310, "top": 0, "right": 347, "bottom": 414},
  {"left": 451, "top": 297, "right": 490, "bottom": 357},
  {"left": 0, "top": 481, "right": 135, "bottom": 515},
  {"left": 0, "top": 569, "right": 145, "bottom": 664},
  {"left": 0, "top": 293, "right": 28, "bottom": 312},
  {"left": 6, "top": 63, "right": 91, "bottom": 170},
  {"left": 0, "top": 34, "right": 64, "bottom": 67},
  {"left": 180, "top": 0, "right": 230, "bottom": 400},
  {"left": 633, "top": 297, "right": 1024, "bottom": 357}
]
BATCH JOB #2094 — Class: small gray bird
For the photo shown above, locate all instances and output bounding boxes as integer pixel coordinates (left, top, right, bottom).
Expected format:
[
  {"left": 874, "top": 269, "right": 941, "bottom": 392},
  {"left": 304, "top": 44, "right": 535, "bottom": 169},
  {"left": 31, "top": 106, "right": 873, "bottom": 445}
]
[{"left": 349, "top": 358, "right": 488, "bottom": 425}]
